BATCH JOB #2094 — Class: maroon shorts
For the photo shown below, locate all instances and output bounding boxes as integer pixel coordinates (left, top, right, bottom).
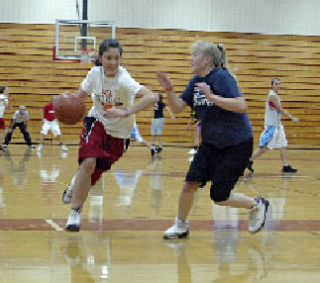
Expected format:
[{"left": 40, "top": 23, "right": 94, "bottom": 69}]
[
  {"left": 78, "top": 117, "right": 124, "bottom": 186},
  {"left": 0, "top": 118, "right": 5, "bottom": 129}
]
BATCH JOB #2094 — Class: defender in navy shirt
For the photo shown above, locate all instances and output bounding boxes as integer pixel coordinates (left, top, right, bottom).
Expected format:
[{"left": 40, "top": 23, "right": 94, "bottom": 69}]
[
  {"left": 157, "top": 40, "right": 269, "bottom": 239},
  {"left": 181, "top": 67, "right": 252, "bottom": 148}
]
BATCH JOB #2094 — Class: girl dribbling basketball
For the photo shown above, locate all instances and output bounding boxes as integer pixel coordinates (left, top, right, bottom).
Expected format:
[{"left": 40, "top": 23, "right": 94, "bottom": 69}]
[{"left": 63, "top": 38, "right": 159, "bottom": 232}]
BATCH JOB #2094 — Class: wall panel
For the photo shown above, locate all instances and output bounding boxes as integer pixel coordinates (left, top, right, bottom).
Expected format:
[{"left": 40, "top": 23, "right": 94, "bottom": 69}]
[
  {"left": 1, "top": 1, "right": 320, "bottom": 35},
  {"left": 0, "top": 23, "right": 319, "bottom": 146}
]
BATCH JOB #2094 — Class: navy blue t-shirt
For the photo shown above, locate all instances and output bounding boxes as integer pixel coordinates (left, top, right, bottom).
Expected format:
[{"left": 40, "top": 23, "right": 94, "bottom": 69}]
[
  {"left": 180, "top": 68, "right": 252, "bottom": 148},
  {"left": 153, "top": 100, "right": 166, "bottom": 119}
]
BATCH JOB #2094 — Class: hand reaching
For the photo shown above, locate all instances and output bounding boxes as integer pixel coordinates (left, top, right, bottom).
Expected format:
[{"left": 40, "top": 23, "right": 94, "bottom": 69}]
[
  {"left": 292, "top": 117, "right": 300, "bottom": 123},
  {"left": 104, "top": 108, "right": 129, "bottom": 118},
  {"left": 156, "top": 71, "right": 173, "bottom": 91}
]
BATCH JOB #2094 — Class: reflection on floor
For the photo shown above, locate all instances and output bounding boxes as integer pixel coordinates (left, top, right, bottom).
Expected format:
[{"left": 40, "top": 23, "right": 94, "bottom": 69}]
[{"left": 0, "top": 145, "right": 319, "bottom": 282}]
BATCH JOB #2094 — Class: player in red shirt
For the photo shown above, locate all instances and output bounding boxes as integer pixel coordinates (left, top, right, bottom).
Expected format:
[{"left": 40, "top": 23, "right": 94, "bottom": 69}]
[{"left": 37, "top": 97, "right": 68, "bottom": 152}]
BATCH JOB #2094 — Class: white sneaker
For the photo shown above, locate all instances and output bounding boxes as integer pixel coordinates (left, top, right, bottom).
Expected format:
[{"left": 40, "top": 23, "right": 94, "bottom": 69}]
[
  {"left": 3, "top": 144, "right": 7, "bottom": 150},
  {"left": 248, "top": 197, "right": 269, "bottom": 234},
  {"left": 61, "top": 144, "right": 68, "bottom": 151},
  {"left": 65, "top": 209, "right": 81, "bottom": 232},
  {"left": 163, "top": 218, "right": 189, "bottom": 239},
  {"left": 29, "top": 144, "right": 35, "bottom": 149},
  {"left": 188, "top": 148, "right": 197, "bottom": 155},
  {"left": 62, "top": 185, "right": 73, "bottom": 204},
  {"left": 37, "top": 144, "right": 43, "bottom": 152}
]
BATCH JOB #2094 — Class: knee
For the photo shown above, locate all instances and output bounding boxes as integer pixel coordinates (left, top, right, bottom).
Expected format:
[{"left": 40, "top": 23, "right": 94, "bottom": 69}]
[
  {"left": 182, "top": 182, "right": 199, "bottom": 194},
  {"left": 210, "top": 186, "right": 231, "bottom": 203},
  {"left": 214, "top": 200, "right": 229, "bottom": 206},
  {"left": 79, "top": 158, "right": 96, "bottom": 175}
]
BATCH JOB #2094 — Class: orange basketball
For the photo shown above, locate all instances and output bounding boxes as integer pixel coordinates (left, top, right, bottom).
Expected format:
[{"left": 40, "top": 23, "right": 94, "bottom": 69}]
[{"left": 53, "top": 93, "right": 85, "bottom": 125}]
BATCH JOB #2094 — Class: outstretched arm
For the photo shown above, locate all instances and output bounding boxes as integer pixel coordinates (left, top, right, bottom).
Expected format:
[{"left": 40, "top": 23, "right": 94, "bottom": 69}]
[
  {"left": 269, "top": 95, "right": 299, "bottom": 122},
  {"left": 128, "top": 87, "right": 159, "bottom": 115},
  {"left": 136, "top": 92, "right": 156, "bottom": 118},
  {"left": 156, "top": 71, "right": 187, "bottom": 114},
  {"left": 105, "top": 87, "right": 159, "bottom": 118}
]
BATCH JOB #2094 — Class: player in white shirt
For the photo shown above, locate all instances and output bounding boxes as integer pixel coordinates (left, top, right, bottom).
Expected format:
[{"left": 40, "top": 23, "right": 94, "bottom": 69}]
[
  {"left": 247, "top": 78, "right": 299, "bottom": 173},
  {"left": 64, "top": 38, "right": 158, "bottom": 232},
  {"left": 3, "top": 105, "right": 35, "bottom": 149}
]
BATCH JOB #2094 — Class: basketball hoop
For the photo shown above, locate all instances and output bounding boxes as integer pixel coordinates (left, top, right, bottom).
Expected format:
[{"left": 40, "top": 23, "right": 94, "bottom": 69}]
[{"left": 80, "top": 48, "right": 94, "bottom": 64}]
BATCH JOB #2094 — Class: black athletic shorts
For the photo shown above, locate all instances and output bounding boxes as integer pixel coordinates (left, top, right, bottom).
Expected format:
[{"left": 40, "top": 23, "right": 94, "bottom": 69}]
[{"left": 185, "top": 138, "right": 253, "bottom": 202}]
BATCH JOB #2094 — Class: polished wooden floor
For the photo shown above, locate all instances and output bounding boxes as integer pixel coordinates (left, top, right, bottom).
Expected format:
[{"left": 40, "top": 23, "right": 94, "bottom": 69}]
[{"left": 0, "top": 143, "right": 319, "bottom": 282}]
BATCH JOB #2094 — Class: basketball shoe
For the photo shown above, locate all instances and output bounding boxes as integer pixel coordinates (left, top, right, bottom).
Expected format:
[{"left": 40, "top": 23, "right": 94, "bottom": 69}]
[
  {"left": 163, "top": 218, "right": 189, "bottom": 239},
  {"left": 247, "top": 160, "right": 254, "bottom": 173},
  {"left": 248, "top": 197, "right": 269, "bottom": 234},
  {"left": 282, "top": 165, "right": 297, "bottom": 173},
  {"left": 151, "top": 145, "right": 156, "bottom": 157},
  {"left": 65, "top": 209, "right": 81, "bottom": 232},
  {"left": 62, "top": 185, "right": 73, "bottom": 204}
]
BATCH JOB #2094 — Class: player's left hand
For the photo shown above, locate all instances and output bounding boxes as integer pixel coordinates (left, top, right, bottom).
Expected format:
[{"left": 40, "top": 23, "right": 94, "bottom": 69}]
[
  {"left": 104, "top": 108, "right": 129, "bottom": 118},
  {"left": 156, "top": 71, "right": 173, "bottom": 91},
  {"left": 195, "top": 82, "right": 212, "bottom": 98}
]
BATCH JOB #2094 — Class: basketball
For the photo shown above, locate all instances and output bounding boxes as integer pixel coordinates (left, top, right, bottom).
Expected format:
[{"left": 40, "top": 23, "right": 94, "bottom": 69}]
[{"left": 53, "top": 93, "right": 85, "bottom": 125}]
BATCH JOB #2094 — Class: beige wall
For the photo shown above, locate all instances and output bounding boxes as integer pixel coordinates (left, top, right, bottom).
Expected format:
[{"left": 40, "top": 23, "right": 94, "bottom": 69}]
[
  {"left": 0, "top": 0, "right": 320, "bottom": 35},
  {"left": 1, "top": 24, "right": 320, "bottom": 146}
]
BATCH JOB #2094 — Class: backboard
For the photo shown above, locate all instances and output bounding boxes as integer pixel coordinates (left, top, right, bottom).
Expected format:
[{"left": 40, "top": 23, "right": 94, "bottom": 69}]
[{"left": 54, "top": 19, "right": 116, "bottom": 62}]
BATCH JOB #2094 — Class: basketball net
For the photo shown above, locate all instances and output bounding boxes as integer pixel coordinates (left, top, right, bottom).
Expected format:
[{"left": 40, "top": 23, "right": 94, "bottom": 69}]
[{"left": 80, "top": 48, "right": 94, "bottom": 64}]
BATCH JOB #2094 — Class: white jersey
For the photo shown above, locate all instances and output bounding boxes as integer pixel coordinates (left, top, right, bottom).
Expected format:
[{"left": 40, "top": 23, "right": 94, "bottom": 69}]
[
  {"left": 265, "top": 90, "right": 281, "bottom": 127},
  {"left": 82, "top": 66, "right": 143, "bottom": 139},
  {"left": 0, "top": 94, "right": 8, "bottom": 118},
  {"left": 13, "top": 110, "right": 29, "bottom": 123}
]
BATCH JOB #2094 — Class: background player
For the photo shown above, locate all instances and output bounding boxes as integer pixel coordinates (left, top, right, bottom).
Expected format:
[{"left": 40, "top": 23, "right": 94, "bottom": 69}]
[
  {"left": 247, "top": 78, "right": 299, "bottom": 173},
  {"left": 0, "top": 86, "right": 9, "bottom": 150},
  {"left": 37, "top": 97, "right": 68, "bottom": 152},
  {"left": 3, "top": 105, "right": 35, "bottom": 149},
  {"left": 147, "top": 93, "right": 175, "bottom": 156}
]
